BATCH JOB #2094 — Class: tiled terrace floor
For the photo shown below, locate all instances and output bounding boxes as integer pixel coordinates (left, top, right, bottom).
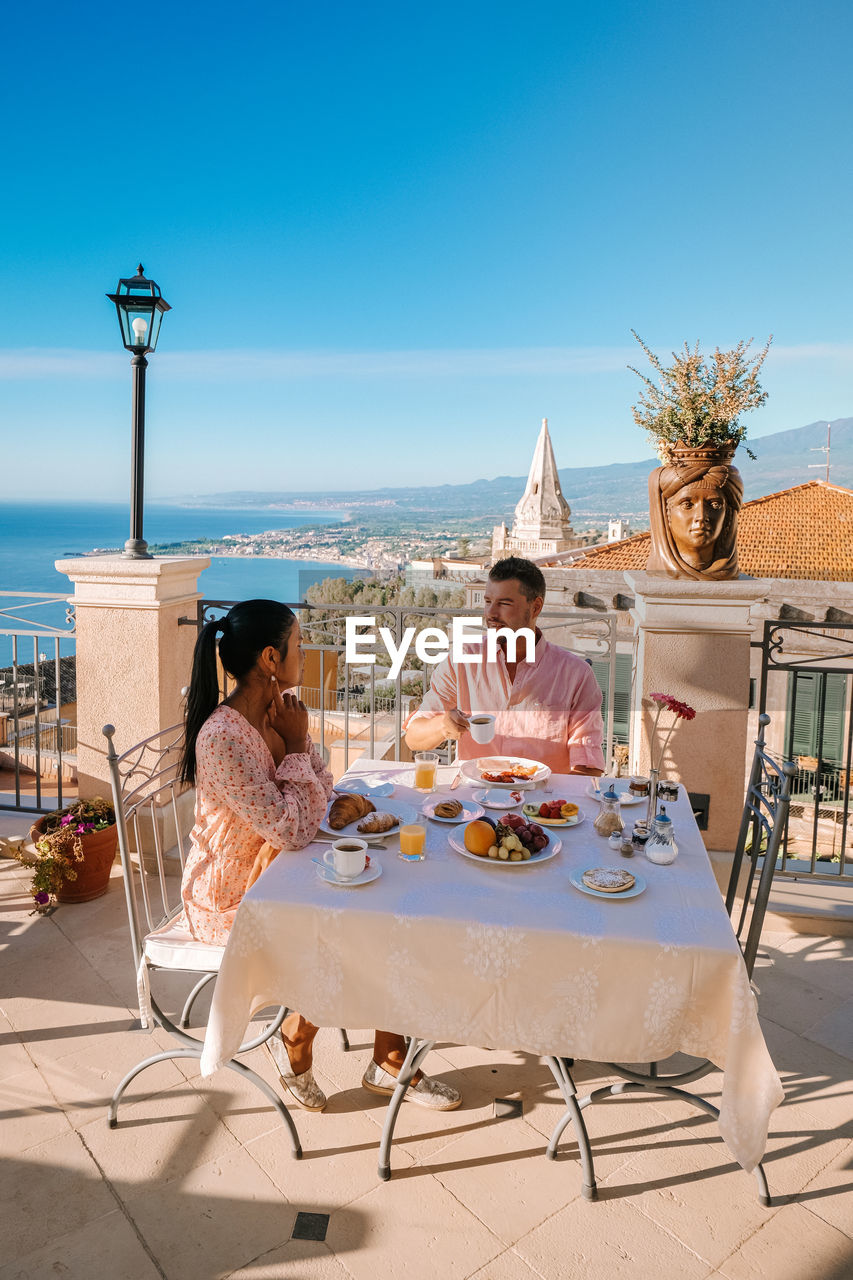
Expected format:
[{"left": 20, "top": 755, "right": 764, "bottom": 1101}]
[{"left": 1, "top": 853, "right": 852, "bottom": 1280}]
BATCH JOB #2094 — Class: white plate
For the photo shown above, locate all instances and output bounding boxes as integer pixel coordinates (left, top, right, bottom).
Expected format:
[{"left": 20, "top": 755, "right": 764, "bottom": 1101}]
[
  {"left": 422, "top": 795, "right": 485, "bottom": 823},
  {"left": 472, "top": 788, "right": 525, "bottom": 809},
  {"left": 587, "top": 782, "right": 646, "bottom": 807},
  {"left": 570, "top": 866, "right": 647, "bottom": 899},
  {"left": 460, "top": 756, "right": 551, "bottom": 790},
  {"left": 315, "top": 861, "right": 383, "bottom": 887},
  {"left": 334, "top": 775, "right": 395, "bottom": 798},
  {"left": 447, "top": 822, "right": 561, "bottom": 867},
  {"left": 521, "top": 803, "right": 587, "bottom": 828},
  {"left": 320, "top": 798, "right": 417, "bottom": 838}
]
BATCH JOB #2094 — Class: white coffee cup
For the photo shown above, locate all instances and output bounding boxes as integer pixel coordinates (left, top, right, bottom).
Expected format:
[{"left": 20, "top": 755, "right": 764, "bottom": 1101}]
[
  {"left": 468, "top": 713, "right": 496, "bottom": 744},
  {"left": 325, "top": 838, "right": 368, "bottom": 880}
]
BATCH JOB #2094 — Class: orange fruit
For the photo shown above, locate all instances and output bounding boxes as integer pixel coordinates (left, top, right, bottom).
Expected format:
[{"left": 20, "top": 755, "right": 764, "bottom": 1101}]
[{"left": 463, "top": 819, "right": 495, "bottom": 856}]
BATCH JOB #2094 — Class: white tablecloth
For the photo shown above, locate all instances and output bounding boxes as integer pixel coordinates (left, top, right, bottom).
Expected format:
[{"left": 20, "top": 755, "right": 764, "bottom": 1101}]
[{"left": 201, "top": 762, "right": 783, "bottom": 1171}]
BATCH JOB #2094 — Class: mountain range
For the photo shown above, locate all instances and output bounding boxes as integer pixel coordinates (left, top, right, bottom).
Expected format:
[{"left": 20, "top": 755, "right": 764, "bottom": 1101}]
[{"left": 180, "top": 417, "right": 851, "bottom": 525}]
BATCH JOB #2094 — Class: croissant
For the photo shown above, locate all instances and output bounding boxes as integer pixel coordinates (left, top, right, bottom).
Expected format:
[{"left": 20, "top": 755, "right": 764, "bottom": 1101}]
[
  {"left": 327, "top": 794, "right": 375, "bottom": 830},
  {"left": 357, "top": 812, "right": 399, "bottom": 833}
]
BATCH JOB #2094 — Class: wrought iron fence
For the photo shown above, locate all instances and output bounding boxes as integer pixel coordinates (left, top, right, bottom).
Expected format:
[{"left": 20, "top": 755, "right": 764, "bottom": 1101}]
[
  {"left": 755, "top": 619, "right": 853, "bottom": 882},
  {"left": 0, "top": 592, "right": 76, "bottom": 814},
  {"left": 183, "top": 599, "right": 624, "bottom": 774}
]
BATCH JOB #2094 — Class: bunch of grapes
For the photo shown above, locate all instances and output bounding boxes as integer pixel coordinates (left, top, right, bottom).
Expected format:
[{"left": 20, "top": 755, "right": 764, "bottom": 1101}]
[{"left": 482, "top": 813, "right": 548, "bottom": 861}]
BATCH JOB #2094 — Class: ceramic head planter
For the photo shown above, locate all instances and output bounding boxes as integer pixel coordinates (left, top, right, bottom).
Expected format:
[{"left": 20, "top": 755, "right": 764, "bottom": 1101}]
[
  {"left": 629, "top": 331, "right": 770, "bottom": 580},
  {"left": 647, "top": 445, "right": 744, "bottom": 579}
]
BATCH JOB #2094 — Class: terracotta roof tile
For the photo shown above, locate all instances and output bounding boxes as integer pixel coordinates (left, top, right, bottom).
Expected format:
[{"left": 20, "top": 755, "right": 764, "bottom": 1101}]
[{"left": 559, "top": 481, "right": 853, "bottom": 581}]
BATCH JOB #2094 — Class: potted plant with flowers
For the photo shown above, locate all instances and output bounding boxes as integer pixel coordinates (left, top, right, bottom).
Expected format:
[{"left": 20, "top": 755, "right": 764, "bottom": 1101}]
[
  {"left": 629, "top": 331, "right": 772, "bottom": 579},
  {"left": 24, "top": 797, "right": 117, "bottom": 912}
]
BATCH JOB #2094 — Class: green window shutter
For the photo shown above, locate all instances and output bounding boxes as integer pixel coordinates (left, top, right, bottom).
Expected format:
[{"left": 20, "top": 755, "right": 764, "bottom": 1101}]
[
  {"left": 787, "top": 672, "right": 818, "bottom": 759},
  {"left": 818, "top": 673, "right": 847, "bottom": 765},
  {"left": 590, "top": 653, "right": 632, "bottom": 744},
  {"left": 786, "top": 671, "right": 848, "bottom": 764}
]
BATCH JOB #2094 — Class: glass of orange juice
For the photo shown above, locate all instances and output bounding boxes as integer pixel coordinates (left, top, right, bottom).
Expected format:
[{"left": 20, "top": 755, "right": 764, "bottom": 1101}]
[
  {"left": 413, "top": 751, "right": 439, "bottom": 792},
  {"left": 399, "top": 820, "right": 427, "bottom": 861}
]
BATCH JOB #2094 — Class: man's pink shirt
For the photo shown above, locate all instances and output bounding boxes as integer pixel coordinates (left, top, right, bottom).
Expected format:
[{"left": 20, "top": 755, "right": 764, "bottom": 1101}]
[{"left": 408, "top": 635, "right": 605, "bottom": 773}]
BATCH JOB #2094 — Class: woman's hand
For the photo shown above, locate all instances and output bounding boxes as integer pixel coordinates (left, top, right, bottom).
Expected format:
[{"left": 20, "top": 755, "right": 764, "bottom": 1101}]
[{"left": 269, "top": 678, "right": 309, "bottom": 754}]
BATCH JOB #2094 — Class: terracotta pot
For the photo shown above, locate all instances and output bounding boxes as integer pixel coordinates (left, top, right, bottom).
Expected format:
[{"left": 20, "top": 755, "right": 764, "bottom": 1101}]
[
  {"left": 29, "top": 817, "right": 118, "bottom": 904},
  {"left": 669, "top": 440, "right": 737, "bottom": 465}
]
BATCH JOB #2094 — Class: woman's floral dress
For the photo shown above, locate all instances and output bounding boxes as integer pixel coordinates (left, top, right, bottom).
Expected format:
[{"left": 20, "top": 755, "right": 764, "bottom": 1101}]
[{"left": 180, "top": 705, "right": 333, "bottom": 945}]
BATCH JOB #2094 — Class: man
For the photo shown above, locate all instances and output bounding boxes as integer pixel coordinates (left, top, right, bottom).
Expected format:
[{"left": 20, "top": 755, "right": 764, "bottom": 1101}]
[{"left": 405, "top": 557, "right": 605, "bottom": 775}]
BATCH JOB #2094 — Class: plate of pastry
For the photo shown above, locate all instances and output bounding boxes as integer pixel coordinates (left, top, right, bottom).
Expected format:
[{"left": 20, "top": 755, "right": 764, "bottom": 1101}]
[
  {"left": 320, "top": 794, "right": 417, "bottom": 838},
  {"left": 570, "top": 866, "right": 647, "bottom": 900},
  {"left": 460, "top": 756, "right": 551, "bottom": 789},
  {"left": 421, "top": 795, "right": 485, "bottom": 823}
]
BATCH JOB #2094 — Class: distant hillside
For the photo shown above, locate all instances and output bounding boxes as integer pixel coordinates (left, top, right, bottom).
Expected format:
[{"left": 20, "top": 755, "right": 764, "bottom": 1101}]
[{"left": 179, "top": 417, "right": 852, "bottom": 525}]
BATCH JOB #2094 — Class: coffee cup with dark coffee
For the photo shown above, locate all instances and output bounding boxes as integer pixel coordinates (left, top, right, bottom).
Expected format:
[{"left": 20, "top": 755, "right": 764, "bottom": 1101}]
[
  {"left": 469, "top": 713, "right": 496, "bottom": 745},
  {"left": 325, "top": 838, "right": 368, "bottom": 879}
]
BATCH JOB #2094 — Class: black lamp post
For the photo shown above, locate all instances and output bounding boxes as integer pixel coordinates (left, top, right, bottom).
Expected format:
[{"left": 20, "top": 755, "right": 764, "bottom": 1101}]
[{"left": 106, "top": 265, "right": 171, "bottom": 558}]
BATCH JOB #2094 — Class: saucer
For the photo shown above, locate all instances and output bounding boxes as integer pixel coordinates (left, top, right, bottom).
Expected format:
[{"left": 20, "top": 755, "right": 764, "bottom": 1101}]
[
  {"left": 472, "top": 788, "right": 524, "bottom": 809},
  {"left": 315, "top": 862, "right": 383, "bottom": 887},
  {"left": 335, "top": 776, "right": 395, "bottom": 798}
]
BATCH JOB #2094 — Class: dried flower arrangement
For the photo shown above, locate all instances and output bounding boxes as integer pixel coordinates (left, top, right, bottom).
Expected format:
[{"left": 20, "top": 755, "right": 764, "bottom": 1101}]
[{"left": 629, "top": 331, "right": 772, "bottom": 465}]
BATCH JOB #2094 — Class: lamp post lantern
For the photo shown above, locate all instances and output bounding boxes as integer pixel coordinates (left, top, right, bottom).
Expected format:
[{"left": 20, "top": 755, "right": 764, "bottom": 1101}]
[{"left": 106, "top": 265, "right": 171, "bottom": 558}]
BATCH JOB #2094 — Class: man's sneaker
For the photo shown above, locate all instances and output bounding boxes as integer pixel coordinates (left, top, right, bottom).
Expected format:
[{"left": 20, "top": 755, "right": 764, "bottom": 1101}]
[
  {"left": 361, "top": 1059, "right": 462, "bottom": 1111},
  {"left": 262, "top": 1024, "right": 327, "bottom": 1112}
]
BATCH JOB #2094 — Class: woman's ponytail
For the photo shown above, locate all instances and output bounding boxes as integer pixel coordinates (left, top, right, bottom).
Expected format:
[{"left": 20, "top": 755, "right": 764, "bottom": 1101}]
[
  {"left": 180, "top": 618, "right": 224, "bottom": 785},
  {"left": 179, "top": 600, "right": 296, "bottom": 786}
]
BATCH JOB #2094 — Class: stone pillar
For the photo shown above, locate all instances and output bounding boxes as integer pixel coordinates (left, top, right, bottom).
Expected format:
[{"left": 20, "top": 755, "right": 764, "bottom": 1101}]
[
  {"left": 625, "top": 571, "right": 764, "bottom": 852},
  {"left": 55, "top": 556, "right": 210, "bottom": 798}
]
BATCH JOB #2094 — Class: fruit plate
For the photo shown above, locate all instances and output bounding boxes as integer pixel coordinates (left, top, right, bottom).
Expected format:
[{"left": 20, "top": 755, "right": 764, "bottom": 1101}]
[
  {"left": 586, "top": 781, "right": 646, "bottom": 806},
  {"left": 569, "top": 866, "right": 647, "bottom": 900},
  {"left": 522, "top": 802, "right": 586, "bottom": 828},
  {"left": 422, "top": 795, "right": 485, "bottom": 823},
  {"left": 319, "top": 799, "right": 417, "bottom": 838},
  {"left": 460, "top": 756, "right": 551, "bottom": 789},
  {"left": 447, "top": 822, "right": 561, "bottom": 867}
]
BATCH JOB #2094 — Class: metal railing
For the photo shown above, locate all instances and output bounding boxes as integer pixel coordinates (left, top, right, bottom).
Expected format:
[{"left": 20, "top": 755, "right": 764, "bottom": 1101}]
[
  {"left": 755, "top": 619, "right": 853, "bottom": 882},
  {"left": 184, "top": 599, "right": 624, "bottom": 773},
  {"left": 0, "top": 592, "right": 76, "bottom": 813}
]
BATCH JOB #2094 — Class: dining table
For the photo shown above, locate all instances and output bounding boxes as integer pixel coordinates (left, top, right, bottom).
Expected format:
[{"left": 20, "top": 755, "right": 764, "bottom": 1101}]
[{"left": 200, "top": 758, "right": 784, "bottom": 1190}]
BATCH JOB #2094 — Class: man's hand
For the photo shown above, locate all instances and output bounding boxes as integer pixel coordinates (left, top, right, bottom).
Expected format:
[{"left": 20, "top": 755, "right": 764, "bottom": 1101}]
[
  {"left": 441, "top": 709, "right": 470, "bottom": 741},
  {"left": 268, "top": 678, "right": 309, "bottom": 754},
  {"left": 405, "top": 707, "right": 470, "bottom": 751}
]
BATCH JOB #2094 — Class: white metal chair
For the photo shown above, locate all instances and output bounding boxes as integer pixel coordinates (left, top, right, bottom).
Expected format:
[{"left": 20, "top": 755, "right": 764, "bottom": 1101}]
[
  {"left": 102, "top": 723, "right": 302, "bottom": 1156},
  {"left": 545, "top": 712, "right": 797, "bottom": 1204}
]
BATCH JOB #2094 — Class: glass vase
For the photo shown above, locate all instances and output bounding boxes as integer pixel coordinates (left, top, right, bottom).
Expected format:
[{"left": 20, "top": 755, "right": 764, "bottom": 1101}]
[{"left": 646, "top": 767, "right": 660, "bottom": 829}]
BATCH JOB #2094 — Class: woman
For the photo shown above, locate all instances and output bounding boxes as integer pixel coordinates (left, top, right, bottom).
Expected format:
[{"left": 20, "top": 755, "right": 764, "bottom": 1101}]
[
  {"left": 647, "top": 457, "right": 743, "bottom": 579},
  {"left": 179, "top": 599, "right": 459, "bottom": 1113}
]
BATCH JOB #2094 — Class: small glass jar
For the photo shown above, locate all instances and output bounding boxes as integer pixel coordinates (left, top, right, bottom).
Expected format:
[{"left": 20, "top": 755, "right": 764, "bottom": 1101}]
[
  {"left": 631, "top": 820, "right": 650, "bottom": 853},
  {"left": 645, "top": 807, "right": 678, "bottom": 865},
  {"left": 594, "top": 788, "right": 624, "bottom": 838}
]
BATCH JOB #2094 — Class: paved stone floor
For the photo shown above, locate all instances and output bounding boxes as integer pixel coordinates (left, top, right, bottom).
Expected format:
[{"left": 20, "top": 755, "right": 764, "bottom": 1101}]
[{"left": 1, "top": 855, "right": 852, "bottom": 1280}]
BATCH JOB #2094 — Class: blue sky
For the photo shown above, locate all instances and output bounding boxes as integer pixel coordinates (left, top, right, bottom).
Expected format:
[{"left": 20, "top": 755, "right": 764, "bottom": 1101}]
[{"left": 2, "top": 0, "right": 851, "bottom": 500}]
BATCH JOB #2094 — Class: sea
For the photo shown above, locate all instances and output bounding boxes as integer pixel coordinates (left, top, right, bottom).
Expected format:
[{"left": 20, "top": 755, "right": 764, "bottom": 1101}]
[{"left": 0, "top": 501, "right": 360, "bottom": 666}]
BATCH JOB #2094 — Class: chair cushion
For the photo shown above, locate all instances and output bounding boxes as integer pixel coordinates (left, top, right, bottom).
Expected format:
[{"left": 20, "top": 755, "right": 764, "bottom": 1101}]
[{"left": 144, "top": 914, "right": 225, "bottom": 972}]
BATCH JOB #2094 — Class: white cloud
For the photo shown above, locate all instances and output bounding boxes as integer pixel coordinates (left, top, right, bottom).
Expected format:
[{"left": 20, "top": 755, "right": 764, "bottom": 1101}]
[{"left": 1, "top": 341, "right": 852, "bottom": 381}]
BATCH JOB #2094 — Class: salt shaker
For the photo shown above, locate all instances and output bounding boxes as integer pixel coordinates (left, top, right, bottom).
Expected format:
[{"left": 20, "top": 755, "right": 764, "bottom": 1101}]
[{"left": 645, "top": 806, "right": 678, "bottom": 865}]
